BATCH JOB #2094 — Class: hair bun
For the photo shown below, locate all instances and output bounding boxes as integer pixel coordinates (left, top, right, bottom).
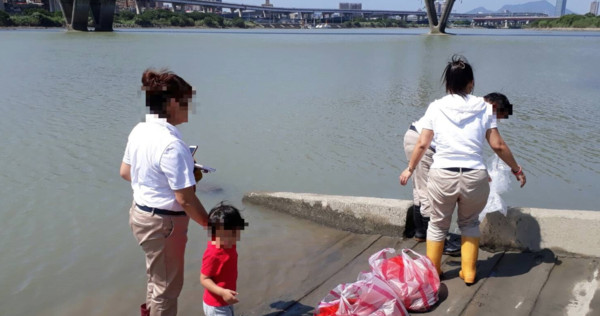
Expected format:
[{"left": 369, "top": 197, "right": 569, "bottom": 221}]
[{"left": 142, "top": 69, "right": 162, "bottom": 91}]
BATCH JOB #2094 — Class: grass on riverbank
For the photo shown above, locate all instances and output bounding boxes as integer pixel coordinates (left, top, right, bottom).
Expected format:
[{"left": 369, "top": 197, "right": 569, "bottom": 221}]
[
  {"left": 0, "top": 8, "right": 63, "bottom": 27},
  {"left": 527, "top": 13, "right": 600, "bottom": 28}
]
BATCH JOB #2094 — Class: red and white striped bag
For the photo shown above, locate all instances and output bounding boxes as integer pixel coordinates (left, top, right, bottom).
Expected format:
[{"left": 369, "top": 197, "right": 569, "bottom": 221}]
[
  {"left": 315, "top": 275, "right": 409, "bottom": 316},
  {"left": 368, "top": 248, "right": 440, "bottom": 312}
]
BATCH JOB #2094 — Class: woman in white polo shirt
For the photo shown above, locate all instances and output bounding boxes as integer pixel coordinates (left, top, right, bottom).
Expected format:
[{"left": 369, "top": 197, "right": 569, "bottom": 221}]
[
  {"left": 400, "top": 55, "right": 526, "bottom": 285},
  {"left": 120, "top": 69, "right": 209, "bottom": 316}
]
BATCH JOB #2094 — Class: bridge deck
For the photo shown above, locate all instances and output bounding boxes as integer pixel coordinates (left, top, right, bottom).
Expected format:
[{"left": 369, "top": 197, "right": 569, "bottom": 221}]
[{"left": 242, "top": 233, "right": 599, "bottom": 315}]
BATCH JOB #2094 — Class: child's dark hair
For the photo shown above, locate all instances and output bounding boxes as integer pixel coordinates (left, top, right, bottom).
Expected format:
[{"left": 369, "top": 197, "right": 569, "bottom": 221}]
[
  {"left": 208, "top": 202, "right": 248, "bottom": 240},
  {"left": 442, "top": 55, "right": 474, "bottom": 97},
  {"left": 484, "top": 92, "right": 513, "bottom": 117}
]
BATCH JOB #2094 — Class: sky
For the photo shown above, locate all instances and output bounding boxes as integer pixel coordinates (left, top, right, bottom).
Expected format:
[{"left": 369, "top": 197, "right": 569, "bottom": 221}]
[{"left": 236, "top": 1, "right": 593, "bottom": 14}]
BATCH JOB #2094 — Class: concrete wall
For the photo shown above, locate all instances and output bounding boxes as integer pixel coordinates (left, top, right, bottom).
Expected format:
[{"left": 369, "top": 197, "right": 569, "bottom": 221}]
[
  {"left": 479, "top": 207, "right": 600, "bottom": 257},
  {"left": 243, "top": 192, "right": 412, "bottom": 237},
  {"left": 243, "top": 191, "right": 600, "bottom": 257}
]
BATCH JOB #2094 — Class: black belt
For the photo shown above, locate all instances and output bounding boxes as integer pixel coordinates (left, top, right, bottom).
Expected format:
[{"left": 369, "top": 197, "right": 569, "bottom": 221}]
[
  {"left": 408, "top": 125, "right": 436, "bottom": 153},
  {"left": 442, "top": 167, "right": 475, "bottom": 173},
  {"left": 135, "top": 204, "right": 187, "bottom": 216}
]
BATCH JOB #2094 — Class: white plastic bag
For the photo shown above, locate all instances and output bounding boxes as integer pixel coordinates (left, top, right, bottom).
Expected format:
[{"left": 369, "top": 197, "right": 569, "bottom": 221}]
[{"left": 480, "top": 155, "right": 512, "bottom": 221}]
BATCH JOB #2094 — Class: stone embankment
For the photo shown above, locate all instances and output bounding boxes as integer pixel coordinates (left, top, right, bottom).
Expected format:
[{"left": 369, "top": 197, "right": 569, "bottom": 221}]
[{"left": 243, "top": 191, "right": 600, "bottom": 257}]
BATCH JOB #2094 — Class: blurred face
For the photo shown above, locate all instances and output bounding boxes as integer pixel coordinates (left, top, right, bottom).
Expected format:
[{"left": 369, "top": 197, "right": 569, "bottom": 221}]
[
  {"left": 496, "top": 109, "right": 510, "bottom": 119},
  {"left": 166, "top": 94, "right": 192, "bottom": 125},
  {"left": 214, "top": 229, "right": 241, "bottom": 249},
  {"left": 488, "top": 101, "right": 510, "bottom": 120},
  {"left": 466, "top": 80, "right": 475, "bottom": 94}
]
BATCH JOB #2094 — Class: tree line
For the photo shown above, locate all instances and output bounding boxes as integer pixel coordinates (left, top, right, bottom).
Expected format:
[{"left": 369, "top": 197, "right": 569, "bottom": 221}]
[
  {"left": 0, "top": 8, "right": 249, "bottom": 28},
  {"left": 1, "top": 9, "right": 598, "bottom": 29},
  {"left": 528, "top": 13, "right": 600, "bottom": 28}
]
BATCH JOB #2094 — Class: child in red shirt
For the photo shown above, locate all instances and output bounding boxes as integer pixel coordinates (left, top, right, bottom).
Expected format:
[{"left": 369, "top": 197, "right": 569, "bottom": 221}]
[{"left": 201, "top": 202, "right": 248, "bottom": 316}]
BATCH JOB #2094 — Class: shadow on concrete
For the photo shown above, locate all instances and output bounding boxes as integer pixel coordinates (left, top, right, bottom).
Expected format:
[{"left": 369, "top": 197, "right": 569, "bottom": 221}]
[
  {"left": 442, "top": 249, "right": 556, "bottom": 286},
  {"left": 486, "top": 249, "right": 556, "bottom": 278},
  {"left": 411, "top": 283, "right": 449, "bottom": 314},
  {"left": 480, "top": 208, "right": 543, "bottom": 253},
  {"left": 265, "top": 300, "right": 314, "bottom": 316},
  {"left": 403, "top": 204, "right": 416, "bottom": 238}
]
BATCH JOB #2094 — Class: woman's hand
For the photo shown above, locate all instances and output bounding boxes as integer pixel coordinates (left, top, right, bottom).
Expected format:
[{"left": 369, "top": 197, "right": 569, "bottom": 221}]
[
  {"left": 399, "top": 168, "right": 413, "bottom": 186},
  {"left": 515, "top": 172, "right": 526, "bottom": 188},
  {"left": 511, "top": 166, "right": 526, "bottom": 188},
  {"left": 194, "top": 167, "right": 203, "bottom": 182}
]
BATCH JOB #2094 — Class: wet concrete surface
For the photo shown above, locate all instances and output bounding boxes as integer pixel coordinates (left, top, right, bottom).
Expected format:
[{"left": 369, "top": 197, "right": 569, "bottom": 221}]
[
  {"left": 240, "top": 233, "right": 599, "bottom": 316},
  {"left": 237, "top": 192, "right": 600, "bottom": 315}
]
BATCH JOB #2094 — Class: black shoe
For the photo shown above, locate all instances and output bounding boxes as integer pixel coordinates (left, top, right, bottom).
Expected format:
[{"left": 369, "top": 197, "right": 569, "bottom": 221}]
[
  {"left": 443, "top": 233, "right": 461, "bottom": 256},
  {"left": 413, "top": 206, "right": 426, "bottom": 241},
  {"left": 403, "top": 205, "right": 416, "bottom": 239}
]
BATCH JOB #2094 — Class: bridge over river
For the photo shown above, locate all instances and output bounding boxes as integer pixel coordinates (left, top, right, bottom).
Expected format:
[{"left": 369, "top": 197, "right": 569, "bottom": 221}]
[{"left": 57, "top": 0, "right": 455, "bottom": 32}]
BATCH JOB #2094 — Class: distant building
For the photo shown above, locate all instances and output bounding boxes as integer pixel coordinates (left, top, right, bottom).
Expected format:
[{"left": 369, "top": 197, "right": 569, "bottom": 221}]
[
  {"left": 339, "top": 3, "right": 361, "bottom": 10},
  {"left": 555, "top": 0, "right": 567, "bottom": 16},
  {"left": 261, "top": 0, "right": 273, "bottom": 8},
  {"left": 591, "top": 1, "right": 599, "bottom": 15},
  {"left": 115, "top": 0, "right": 136, "bottom": 11},
  {"left": 434, "top": 1, "right": 442, "bottom": 14},
  {"left": 46, "top": 0, "right": 59, "bottom": 12}
]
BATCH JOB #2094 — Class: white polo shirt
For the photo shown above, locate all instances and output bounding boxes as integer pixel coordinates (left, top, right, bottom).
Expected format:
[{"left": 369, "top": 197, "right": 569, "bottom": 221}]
[
  {"left": 421, "top": 94, "right": 497, "bottom": 170},
  {"left": 122, "top": 114, "right": 195, "bottom": 212}
]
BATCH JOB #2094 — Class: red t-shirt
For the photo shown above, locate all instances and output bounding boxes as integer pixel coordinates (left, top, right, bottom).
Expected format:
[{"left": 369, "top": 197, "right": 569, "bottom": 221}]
[{"left": 201, "top": 242, "right": 238, "bottom": 307}]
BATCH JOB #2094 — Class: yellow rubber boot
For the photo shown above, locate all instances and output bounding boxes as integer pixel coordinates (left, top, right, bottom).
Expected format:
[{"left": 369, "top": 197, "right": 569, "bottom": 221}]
[
  {"left": 426, "top": 240, "right": 445, "bottom": 275},
  {"left": 459, "top": 236, "right": 480, "bottom": 285}
]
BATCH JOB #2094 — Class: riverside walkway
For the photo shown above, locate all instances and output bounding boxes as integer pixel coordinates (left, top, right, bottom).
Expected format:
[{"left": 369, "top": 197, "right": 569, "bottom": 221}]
[{"left": 241, "top": 192, "right": 600, "bottom": 316}]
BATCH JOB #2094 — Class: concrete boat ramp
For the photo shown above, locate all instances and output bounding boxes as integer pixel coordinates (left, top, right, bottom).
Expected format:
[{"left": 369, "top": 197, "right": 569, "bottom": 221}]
[{"left": 241, "top": 192, "right": 600, "bottom": 316}]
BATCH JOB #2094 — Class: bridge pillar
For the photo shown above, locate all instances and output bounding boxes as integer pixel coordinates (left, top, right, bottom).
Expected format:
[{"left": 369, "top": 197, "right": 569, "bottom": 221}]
[
  {"left": 90, "top": 0, "right": 115, "bottom": 31},
  {"left": 424, "top": 0, "right": 455, "bottom": 34},
  {"left": 58, "top": 0, "right": 115, "bottom": 31},
  {"left": 71, "top": 0, "right": 91, "bottom": 31}
]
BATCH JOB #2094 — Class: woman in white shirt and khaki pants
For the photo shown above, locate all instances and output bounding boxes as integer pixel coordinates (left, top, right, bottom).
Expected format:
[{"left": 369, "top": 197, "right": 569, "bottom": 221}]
[
  {"left": 400, "top": 56, "right": 526, "bottom": 285},
  {"left": 120, "top": 69, "right": 209, "bottom": 316}
]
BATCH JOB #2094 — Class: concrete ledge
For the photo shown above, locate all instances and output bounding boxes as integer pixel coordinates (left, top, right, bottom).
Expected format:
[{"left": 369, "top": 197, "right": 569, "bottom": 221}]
[
  {"left": 480, "top": 207, "right": 600, "bottom": 257},
  {"left": 243, "top": 191, "right": 600, "bottom": 257},
  {"left": 242, "top": 191, "right": 412, "bottom": 237}
]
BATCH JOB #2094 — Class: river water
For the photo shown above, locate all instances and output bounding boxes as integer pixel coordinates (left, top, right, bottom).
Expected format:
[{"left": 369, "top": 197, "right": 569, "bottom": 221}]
[{"left": 0, "top": 28, "right": 599, "bottom": 315}]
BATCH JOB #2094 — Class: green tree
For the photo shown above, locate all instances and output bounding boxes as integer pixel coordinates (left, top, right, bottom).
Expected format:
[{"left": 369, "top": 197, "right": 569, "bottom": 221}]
[
  {"left": 10, "top": 15, "right": 38, "bottom": 26},
  {"left": 231, "top": 17, "right": 246, "bottom": 28},
  {"left": 134, "top": 14, "right": 153, "bottom": 27},
  {"left": 32, "top": 12, "right": 62, "bottom": 27},
  {"left": 117, "top": 10, "right": 136, "bottom": 21},
  {"left": 186, "top": 11, "right": 210, "bottom": 21},
  {"left": 23, "top": 8, "right": 52, "bottom": 16},
  {"left": 0, "top": 11, "right": 13, "bottom": 26}
]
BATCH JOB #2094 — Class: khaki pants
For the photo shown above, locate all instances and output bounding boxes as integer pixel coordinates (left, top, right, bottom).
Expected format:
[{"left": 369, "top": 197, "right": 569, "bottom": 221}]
[
  {"left": 426, "top": 169, "right": 490, "bottom": 241},
  {"left": 403, "top": 128, "right": 435, "bottom": 217},
  {"left": 130, "top": 203, "right": 190, "bottom": 316}
]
